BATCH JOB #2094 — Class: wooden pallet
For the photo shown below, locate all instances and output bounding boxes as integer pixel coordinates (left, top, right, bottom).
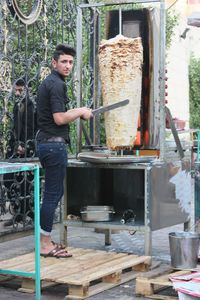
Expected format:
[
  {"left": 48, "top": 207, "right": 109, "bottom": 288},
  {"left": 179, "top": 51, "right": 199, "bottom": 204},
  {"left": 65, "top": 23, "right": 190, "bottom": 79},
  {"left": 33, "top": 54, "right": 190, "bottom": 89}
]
[
  {"left": 0, "top": 247, "right": 151, "bottom": 299},
  {"left": 135, "top": 264, "right": 194, "bottom": 300}
]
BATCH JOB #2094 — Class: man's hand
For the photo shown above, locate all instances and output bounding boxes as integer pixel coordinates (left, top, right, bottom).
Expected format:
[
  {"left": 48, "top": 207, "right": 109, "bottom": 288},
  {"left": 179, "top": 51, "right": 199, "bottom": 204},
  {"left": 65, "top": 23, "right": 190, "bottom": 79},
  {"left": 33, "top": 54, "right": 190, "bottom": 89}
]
[
  {"left": 53, "top": 107, "right": 93, "bottom": 125},
  {"left": 81, "top": 107, "right": 93, "bottom": 120}
]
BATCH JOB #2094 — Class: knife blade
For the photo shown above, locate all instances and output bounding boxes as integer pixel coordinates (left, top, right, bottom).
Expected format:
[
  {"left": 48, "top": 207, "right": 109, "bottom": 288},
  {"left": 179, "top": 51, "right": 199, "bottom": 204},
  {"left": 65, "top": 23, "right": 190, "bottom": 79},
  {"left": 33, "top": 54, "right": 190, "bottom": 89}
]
[{"left": 92, "top": 99, "right": 129, "bottom": 116}]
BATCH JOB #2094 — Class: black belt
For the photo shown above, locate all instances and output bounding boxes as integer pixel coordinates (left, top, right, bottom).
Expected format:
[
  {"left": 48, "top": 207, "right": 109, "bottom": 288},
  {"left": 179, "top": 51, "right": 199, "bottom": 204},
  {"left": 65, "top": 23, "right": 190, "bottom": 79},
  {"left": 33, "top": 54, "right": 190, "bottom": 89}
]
[{"left": 40, "top": 137, "right": 66, "bottom": 143}]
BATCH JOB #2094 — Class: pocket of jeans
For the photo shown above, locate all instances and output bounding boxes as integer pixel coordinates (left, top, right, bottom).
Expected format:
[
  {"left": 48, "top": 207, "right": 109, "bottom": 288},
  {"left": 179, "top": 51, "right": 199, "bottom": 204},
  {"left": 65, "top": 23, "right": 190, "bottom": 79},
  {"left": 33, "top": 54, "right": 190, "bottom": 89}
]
[{"left": 39, "top": 143, "right": 67, "bottom": 168}]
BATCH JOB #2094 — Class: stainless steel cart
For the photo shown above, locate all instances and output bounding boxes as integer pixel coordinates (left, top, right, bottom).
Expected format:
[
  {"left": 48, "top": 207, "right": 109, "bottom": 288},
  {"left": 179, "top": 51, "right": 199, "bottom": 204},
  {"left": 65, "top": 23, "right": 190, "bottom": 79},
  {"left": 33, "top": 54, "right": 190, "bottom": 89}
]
[{"left": 61, "top": 0, "right": 192, "bottom": 256}]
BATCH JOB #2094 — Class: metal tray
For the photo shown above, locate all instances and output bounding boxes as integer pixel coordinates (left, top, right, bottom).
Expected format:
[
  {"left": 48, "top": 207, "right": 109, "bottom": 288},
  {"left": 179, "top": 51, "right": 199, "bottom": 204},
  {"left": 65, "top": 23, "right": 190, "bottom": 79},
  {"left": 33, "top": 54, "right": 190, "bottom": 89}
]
[
  {"left": 77, "top": 152, "right": 156, "bottom": 164},
  {"left": 80, "top": 205, "right": 115, "bottom": 222}
]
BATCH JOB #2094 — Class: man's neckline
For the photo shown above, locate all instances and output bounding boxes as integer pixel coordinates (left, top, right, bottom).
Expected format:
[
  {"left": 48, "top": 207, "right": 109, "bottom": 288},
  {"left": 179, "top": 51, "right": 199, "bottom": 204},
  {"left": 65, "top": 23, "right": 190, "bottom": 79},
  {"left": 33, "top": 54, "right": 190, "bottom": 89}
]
[{"left": 52, "top": 69, "right": 65, "bottom": 81}]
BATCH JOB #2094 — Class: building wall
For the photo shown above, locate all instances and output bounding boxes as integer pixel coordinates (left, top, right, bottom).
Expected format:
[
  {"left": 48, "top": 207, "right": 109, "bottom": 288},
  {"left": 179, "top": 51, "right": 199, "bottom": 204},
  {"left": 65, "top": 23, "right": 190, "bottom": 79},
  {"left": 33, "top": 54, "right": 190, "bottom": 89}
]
[{"left": 166, "top": 0, "right": 200, "bottom": 128}]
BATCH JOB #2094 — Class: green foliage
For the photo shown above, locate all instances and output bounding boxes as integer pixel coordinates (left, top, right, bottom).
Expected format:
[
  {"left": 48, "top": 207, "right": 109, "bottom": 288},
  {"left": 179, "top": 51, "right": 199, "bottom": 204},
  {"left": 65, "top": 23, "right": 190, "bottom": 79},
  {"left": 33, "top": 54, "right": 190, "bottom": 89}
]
[
  {"left": 189, "top": 55, "right": 200, "bottom": 129},
  {"left": 166, "top": 10, "right": 179, "bottom": 50}
]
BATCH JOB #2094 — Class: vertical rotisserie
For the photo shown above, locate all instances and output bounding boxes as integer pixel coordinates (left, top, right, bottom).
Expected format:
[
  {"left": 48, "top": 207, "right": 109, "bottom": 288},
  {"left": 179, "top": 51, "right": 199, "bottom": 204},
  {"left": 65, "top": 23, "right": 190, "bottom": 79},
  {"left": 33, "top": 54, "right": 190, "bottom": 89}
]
[{"left": 98, "top": 35, "right": 143, "bottom": 150}]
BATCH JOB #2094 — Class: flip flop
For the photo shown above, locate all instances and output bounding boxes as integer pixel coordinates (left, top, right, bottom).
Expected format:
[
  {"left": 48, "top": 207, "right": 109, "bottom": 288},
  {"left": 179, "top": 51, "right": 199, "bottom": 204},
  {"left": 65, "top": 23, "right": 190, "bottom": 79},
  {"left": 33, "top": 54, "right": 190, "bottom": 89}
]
[
  {"left": 40, "top": 245, "right": 72, "bottom": 258},
  {"left": 51, "top": 240, "right": 66, "bottom": 249}
]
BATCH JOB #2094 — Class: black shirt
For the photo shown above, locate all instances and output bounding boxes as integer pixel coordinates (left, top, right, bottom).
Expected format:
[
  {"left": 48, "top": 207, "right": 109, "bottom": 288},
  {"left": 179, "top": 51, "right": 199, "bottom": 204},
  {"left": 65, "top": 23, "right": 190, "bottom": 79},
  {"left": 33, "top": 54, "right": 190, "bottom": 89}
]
[
  {"left": 36, "top": 70, "right": 69, "bottom": 142},
  {"left": 6, "top": 96, "right": 36, "bottom": 158},
  {"left": 14, "top": 98, "right": 36, "bottom": 142}
]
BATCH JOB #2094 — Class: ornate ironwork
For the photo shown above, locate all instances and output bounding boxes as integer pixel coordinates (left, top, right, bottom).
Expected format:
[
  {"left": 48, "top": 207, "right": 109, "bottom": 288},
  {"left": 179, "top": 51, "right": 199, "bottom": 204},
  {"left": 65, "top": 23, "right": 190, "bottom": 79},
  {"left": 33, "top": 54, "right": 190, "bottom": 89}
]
[
  {"left": 7, "top": 0, "right": 43, "bottom": 25},
  {"left": 0, "top": 59, "right": 12, "bottom": 91},
  {"left": 0, "top": 0, "right": 79, "bottom": 230}
]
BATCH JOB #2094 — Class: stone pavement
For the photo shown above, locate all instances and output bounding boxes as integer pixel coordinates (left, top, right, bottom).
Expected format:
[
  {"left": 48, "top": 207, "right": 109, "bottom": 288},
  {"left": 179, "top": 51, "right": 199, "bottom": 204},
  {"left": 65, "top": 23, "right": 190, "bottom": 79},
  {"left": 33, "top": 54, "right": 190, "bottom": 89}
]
[{"left": 0, "top": 223, "right": 183, "bottom": 300}]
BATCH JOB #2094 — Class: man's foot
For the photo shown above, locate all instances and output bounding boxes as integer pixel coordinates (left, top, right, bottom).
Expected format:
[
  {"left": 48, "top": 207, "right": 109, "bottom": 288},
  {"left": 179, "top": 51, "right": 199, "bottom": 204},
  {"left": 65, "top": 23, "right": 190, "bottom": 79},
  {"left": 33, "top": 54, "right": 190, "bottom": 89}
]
[
  {"left": 51, "top": 240, "right": 66, "bottom": 249},
  {"left": 40, "top": 235, "right": 72, "bottom": 258},
  {"left": 40, "top": 245, "right": 72, "bottom": 258}
]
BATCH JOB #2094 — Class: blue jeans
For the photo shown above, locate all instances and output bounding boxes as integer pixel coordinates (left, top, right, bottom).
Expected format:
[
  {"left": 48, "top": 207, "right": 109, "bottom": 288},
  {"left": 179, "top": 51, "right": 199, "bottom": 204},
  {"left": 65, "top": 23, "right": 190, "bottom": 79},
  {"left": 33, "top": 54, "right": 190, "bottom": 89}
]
[{"left": 37, "top": 142, "right": 67, "bottom": 233}]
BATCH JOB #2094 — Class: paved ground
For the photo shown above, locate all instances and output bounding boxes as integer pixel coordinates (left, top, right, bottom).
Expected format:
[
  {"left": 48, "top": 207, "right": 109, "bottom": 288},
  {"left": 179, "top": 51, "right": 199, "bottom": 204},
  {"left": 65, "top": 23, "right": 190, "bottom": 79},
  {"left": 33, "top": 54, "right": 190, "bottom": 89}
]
[{"left": 0, "top": 223, "right": 184, "bottom": 300}]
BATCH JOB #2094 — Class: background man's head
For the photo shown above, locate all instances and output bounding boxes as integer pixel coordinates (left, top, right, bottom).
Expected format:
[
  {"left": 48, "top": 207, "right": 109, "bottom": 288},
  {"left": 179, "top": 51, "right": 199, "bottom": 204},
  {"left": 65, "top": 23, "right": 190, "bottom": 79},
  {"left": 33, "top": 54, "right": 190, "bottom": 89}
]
[
  {"left": 15, "top": 79, "right": 25, "bottom": 97},
  {"left": 52, "top": 44, "right": 76, "bottom": 77}
]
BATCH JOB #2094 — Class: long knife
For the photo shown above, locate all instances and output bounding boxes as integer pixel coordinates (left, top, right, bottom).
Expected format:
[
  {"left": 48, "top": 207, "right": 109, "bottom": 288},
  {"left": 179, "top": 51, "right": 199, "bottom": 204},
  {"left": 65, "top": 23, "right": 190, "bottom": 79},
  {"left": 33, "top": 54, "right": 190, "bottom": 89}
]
[{"left": 92, "top": 99, "right": 129, "bottom": 116}]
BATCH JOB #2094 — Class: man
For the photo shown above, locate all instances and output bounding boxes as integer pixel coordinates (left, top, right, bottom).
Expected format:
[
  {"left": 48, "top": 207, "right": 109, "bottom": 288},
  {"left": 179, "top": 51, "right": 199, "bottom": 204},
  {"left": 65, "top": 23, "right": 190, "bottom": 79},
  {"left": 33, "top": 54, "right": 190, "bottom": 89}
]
[
  {"left": 4, "top": 79, "right": 36, "bottom": 227},
  {"left": 7, "top": 79, "right": 36, "bottom": 158},
  {"left": 36, "top": 44, "right": 93, "bottom": 258}
]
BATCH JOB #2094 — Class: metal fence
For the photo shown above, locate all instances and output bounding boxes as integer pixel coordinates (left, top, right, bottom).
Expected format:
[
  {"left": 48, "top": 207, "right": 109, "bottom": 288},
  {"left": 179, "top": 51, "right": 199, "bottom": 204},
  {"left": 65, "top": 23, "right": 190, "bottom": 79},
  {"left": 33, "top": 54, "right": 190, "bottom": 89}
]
[{"left": 0, "top": 0, "right": 79, "bottom": 230}]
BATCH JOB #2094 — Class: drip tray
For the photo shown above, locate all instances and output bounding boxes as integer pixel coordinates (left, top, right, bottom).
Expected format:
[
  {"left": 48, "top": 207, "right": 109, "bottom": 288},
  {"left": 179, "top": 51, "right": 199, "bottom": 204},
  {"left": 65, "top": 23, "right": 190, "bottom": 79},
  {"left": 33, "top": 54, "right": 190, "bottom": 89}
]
[{"left": 77, "top": 152, "right": 157, "bottom": 164}]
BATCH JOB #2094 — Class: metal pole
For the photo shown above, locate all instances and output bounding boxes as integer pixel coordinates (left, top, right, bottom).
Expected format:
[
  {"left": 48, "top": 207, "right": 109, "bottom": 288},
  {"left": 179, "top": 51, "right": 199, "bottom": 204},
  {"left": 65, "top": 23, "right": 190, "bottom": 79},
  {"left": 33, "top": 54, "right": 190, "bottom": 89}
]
[
  {"left": 93, "top": 9, "right": 100, "bottom": 145},
  {"left": 144, "top": 167, "right": 152, "bottom": 256},
  {"left": 159, "top": 0, "right": 166, "bottom": 161},
  {"left": 76, "top": 7, "right": 83, "bottom": 154},
  {"left": 79, "top": 0, "right": 161, "bottom": 9},
  {"left": 34, "top": 165, "right": 41, "bottom": 300},
  {"left": 119, "top": 7, "right": 122, "bottom": 35}
]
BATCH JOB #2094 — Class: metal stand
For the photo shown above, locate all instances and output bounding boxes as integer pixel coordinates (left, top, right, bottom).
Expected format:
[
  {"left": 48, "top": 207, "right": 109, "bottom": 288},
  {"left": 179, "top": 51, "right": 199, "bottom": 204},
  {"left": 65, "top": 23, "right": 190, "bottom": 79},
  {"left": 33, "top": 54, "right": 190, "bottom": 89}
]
[
  {"left": 61, "top": 0, "right": 191, "bottom": 257},
  {"left": 0, "top": 162, "right": 40, "bottom": 300}
]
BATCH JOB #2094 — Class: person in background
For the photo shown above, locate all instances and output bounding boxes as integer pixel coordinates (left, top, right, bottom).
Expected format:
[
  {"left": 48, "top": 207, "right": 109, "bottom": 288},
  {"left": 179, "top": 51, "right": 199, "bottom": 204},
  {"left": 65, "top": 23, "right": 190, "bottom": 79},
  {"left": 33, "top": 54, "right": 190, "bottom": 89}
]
[
  {"left": 36, "top": 44, "right": 93, "bottom": 258},
  {"left": 14, "top": 79, "right": 36, "bottom": 155},
  {"left": 6, "top": 78, "right": 36, "bottom": 158},
  {"left": 4, "top": 79, "right": 36, "bottom": 227}
]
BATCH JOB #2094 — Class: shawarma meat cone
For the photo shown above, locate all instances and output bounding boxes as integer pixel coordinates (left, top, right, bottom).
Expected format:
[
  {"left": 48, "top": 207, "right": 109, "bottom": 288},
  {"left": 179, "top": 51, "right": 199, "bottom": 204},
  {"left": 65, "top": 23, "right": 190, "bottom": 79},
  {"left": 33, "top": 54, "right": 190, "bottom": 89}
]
[{"left": 98, "top": 35, "right": 143, "bottom": 150}]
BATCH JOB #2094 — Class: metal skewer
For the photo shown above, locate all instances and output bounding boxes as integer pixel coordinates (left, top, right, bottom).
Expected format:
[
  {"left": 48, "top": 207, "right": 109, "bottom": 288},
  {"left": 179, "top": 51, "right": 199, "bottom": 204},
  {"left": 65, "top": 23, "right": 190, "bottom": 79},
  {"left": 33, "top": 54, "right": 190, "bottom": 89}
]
[{"left": 119, "top": 7, "right": 122, "bottom": 35}]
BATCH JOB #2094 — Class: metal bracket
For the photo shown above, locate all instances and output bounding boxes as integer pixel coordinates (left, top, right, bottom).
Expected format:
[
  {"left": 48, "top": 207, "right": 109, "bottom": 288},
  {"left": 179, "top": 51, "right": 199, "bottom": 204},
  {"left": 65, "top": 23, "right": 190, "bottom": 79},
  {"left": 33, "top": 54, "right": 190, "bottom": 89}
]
[{"left": 165, "top": 106, "right": 184, "bottom": 159}]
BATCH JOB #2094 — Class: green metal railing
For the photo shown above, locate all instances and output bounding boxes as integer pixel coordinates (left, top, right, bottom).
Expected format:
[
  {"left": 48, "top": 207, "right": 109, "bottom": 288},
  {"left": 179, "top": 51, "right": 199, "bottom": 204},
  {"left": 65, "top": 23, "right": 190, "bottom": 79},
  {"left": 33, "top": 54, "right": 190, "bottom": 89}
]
[{"left": 0, "top": 162, "right": 40, "bottom": 300}]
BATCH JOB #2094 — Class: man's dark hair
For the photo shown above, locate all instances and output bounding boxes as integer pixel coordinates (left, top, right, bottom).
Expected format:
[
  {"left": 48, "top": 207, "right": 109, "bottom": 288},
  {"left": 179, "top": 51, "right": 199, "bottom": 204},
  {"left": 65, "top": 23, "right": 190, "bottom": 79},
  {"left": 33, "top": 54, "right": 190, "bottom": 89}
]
[
  {"left": 53, "top": 44, "right": 76, "bottom": 61},
  {"left": 15, "top": 78, "right": 25, "bottom": 87}
]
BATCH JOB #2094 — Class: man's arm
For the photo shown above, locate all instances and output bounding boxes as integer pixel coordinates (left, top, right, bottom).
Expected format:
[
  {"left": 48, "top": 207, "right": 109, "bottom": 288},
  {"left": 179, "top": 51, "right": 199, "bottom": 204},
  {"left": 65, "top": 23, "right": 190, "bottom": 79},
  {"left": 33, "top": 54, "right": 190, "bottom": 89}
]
[{"left": 53, "top": 107, "right": 92, "bottom": 125}]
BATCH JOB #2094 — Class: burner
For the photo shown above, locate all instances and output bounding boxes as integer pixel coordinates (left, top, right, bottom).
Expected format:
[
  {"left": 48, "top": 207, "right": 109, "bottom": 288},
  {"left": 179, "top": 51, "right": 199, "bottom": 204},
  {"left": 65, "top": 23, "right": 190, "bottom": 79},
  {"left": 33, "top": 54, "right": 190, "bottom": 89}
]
[{"left": 77, "top": 151, "right": 157, "bottom": 164}]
